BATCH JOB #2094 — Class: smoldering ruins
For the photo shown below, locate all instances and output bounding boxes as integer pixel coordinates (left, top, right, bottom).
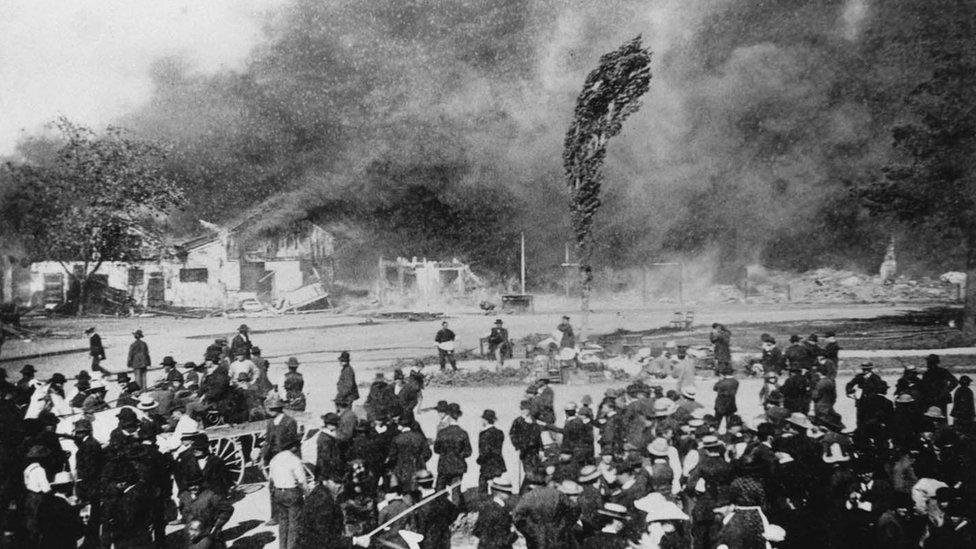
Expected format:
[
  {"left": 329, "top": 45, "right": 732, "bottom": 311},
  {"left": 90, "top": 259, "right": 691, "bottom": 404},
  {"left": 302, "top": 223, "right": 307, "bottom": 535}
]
[{"left": 1, "top": 0, "right": 973, "bottom": 311}]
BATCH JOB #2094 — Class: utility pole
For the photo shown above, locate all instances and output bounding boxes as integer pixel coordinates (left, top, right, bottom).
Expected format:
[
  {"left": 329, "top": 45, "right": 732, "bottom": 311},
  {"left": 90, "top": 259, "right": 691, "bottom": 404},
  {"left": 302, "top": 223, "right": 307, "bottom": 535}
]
[{"left": 520, "top": 232, "right": 526, "bottom": 295}]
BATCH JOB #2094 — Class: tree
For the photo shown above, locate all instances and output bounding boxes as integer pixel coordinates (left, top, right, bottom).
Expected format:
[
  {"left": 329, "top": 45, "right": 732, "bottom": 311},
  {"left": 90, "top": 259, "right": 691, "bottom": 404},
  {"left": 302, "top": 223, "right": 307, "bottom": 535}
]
[
  {"left": 563, "top": 36, "right": 652, "bottom": 319},
  {"left": 3, "top": 118, "right": 184, "bottom": 313},
  {"left": 863, "top": 7, "right": 976, "bottom": 341}
]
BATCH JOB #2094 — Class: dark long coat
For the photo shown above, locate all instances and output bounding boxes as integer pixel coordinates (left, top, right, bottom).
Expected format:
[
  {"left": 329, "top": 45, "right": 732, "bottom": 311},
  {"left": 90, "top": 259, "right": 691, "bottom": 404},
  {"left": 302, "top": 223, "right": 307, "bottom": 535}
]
[
  {"left": 478, "top": 426, "right": 507, "bottom": 479},
  {"left": 714, "top": 377, "right": 740, "bottom": 416},
  {"left": 127, "top": 339, "right": 150, "bottom": 370},
  {"left": 297, "top": 485, "right": 352, "bottom": 549},
  {"left": 434, "top": 424, "right": 472, "bottom": 478},
  {"left": 37, "top": 493, "right": 85, "bottom": 549},
  {"left": 388, "top": 429, "right": 432, "bottom": 488},
  {"left": 336, "top": 364, "right": 359, "bottom": 404}
]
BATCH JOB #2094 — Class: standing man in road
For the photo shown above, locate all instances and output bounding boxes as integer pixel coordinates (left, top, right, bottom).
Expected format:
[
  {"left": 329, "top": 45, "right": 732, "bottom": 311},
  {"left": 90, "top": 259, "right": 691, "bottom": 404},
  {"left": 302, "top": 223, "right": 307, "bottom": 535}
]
[
  {"left": 336, "top": 351, "right": 359, "bottom": 405},
  {"left": 258, "top": 395, "right": 299, "bottom": 527},
  {"left": 126, "top": 329, "right": 150, "bottom": 390},
  {"left": 86, "top": 326, "right": 106, "bottom": 373},
  {"left": 230, "top": 324, "right": 253, "bottom": 360},
  {"left": 434, "top": 403, "right": 472, "bottom": 493},
  {"left": 487, "top": 319, "right": 510, "bottom": 370},
  {"left": 268, "top": 434, "right": 307, "bottom": 549},
  {"left": 435, "top": 321, "right": 458, "bottom": 372},
  {"left": 710, "top": 323, "right": 732, "bottom": 376},
  {"left": 760, "top": 334, "right": 784, "bottom": 376},
  {"left": 557, "top": 316, "right": 576, "bottom": 350}
]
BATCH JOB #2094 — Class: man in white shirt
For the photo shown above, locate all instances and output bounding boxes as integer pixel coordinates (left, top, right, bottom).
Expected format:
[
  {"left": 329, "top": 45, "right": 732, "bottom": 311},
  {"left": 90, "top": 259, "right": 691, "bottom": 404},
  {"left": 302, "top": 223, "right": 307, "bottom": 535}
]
[
  {"left": 267, "top": 436, "right": 306, "bottom": 549},
  {"left": 228, "top": 352, "right": 256, "bottom": 383}
]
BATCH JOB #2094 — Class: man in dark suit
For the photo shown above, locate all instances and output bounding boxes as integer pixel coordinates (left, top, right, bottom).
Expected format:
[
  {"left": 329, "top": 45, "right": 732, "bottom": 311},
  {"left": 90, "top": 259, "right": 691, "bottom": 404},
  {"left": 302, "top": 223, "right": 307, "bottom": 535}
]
[
  {"left": 230, "top": 324, "right": 253, "bottom": 359},
  {"left": 297, "top": 473, "right": 368, "bottom": 549},
  {"left": 387, "top": 413, "right": 432, "bottom": 491},
  {"left": 846, "top": 362, "right": 888, "bottom": 399},
  {"left": 477, "top": 409, "right": 507, "bottom": 492},
  {"left": 175, "top": 434, "right": 232, "bottom": 498},
  {"left": 335, "top": 351, "right": 359, "bottom": 404},
  {"left": 434, "top": 403, "right": 471, "bottom": 490},
  {"left": 760, "top": 334, "right": 785, "bottom": 376},
  {"left": 86, "top": 326, "right": 106, "bottom": 373},
  {"left": 259, "top": 395, "right": 298, "bottom": 526},
  {"left": 101, "top": 462, "right": 154, "bottom": 548},
  {"left": 823, "top": 331, "right": 840, "bottom": 364},
  {"left": 315, "top": 413, "right": 343, "bottom": 481},
  {"left": 74, "top": 418, "right": 105, "bottom": 544},
  {"left": 127, "top": 329, "right": 151, "bottom": 390},
  {"left": 713, "top": 371, "right": 740, "bottom": 421},
  {"left": 178, "top": 476, "right": 234, "bottom": 547},
  {"left": 487, "top": 319, "right": 510, "bottom": 369}
]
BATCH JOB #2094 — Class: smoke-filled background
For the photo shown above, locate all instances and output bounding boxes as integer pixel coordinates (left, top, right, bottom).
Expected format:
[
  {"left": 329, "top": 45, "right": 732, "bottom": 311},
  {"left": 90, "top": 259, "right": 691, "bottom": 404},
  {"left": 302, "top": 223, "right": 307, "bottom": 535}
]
[{"left": 4, "top": 0, "right": 967, "bottom": 288}]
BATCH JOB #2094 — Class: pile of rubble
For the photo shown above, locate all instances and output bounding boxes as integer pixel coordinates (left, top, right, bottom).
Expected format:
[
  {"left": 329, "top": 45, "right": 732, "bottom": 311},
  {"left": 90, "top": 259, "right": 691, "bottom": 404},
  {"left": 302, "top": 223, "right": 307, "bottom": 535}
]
[
  {"left": 786, "top": 269, "right": 958, "bottom": 303},
  {"left": 742, "top": 267, "right": 961, "bottom": 304}
]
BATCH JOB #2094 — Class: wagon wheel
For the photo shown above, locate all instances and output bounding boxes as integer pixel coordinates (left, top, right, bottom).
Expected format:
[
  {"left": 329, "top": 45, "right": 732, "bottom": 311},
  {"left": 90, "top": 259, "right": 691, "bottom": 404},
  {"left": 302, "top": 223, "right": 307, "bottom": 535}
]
[
  {"left": 209, "top": 437, "right": 245, "bottom": 486},
  {"left": 203, "top": 410, "right": 225, "bottom": 428}
]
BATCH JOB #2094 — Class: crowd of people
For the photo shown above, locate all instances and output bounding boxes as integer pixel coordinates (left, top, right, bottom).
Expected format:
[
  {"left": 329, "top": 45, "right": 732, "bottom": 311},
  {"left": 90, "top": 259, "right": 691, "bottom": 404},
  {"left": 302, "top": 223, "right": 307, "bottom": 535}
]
[{"left": 1, "top": 320, "right": 975, "bottom": 549}]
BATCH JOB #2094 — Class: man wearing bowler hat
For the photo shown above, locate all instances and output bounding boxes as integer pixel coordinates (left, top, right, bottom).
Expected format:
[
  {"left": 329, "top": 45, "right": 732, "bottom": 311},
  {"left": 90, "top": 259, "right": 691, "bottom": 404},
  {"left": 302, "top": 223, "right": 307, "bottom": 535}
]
[
  {"left": 478, "top": 409, "right": 507, "bottom": 493},
  {"left": 434, "top": 402, "right": 472, "bottom": 491},
  {"left": 283, "top": 357, "right": 306, "bottom": 411},
  {"left": 315, "top": 412, "right": 342, "bottom": 481},
  {"left": 487, "top": 319, "right": 510, "bottom": 369},
  {"left": 335, "top": 351, "right": 359, "bottom": 405},
  {"left": 86, "top": 326, "right": 107, "bottom": 373},
  {"left": 126, "top": 329, "right": 151, "bottom": 390},
  {"left": 230, "top": 324, "right": 253, "bottom": 359}
]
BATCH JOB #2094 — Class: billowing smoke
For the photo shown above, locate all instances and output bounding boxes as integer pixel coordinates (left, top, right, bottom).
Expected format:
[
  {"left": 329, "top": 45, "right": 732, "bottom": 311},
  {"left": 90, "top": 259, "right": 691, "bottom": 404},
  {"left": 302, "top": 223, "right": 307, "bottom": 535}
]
[{"left": 102, "top": 0, "right": 956, "bottom": 286}]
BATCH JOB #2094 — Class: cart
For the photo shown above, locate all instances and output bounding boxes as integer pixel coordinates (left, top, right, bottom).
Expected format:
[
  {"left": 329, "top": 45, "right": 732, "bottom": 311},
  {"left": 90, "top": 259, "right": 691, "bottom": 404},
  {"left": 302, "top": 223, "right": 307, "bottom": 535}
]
[{"left": 201, "top": 410, "right": 322, "bottom": 485}]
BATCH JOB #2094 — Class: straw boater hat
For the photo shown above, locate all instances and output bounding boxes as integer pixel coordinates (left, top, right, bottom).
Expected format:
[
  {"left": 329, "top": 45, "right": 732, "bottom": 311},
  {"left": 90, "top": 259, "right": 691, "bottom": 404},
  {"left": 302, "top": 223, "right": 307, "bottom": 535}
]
[
  {"left": 635, "top": 493, "right": 689, "bottom": 522},
  {"left": 414, "top": 470, "right": 435, "bottom": 487},
  {"left": 647, "top": 438, "right": 670, "bottom": 457},
  {"left": 136, "top": 394, "right": 159, "bottom": 411},
  {"left": 266, "top": 395, "right": 284, "bottom": 410},
  {"left": 924, "top": 406, "right": 946, "bottom": 419},
  {"left": 652, "top": 398, "right": 675, "bottom": 418},
  {"left": 597, "top": 503, "right": 629, "bottom": 521},
  {"left": 557, "top": 480, "right": 583, "bottom": 496},
  {"left": 681, "top": 387, "right": 697, "bottom": 400},
  {"left": 578, "top": 465, "right": 601, "bottom": 484},
  {"left": 489, "top": 477, "right": 515, "bottom": 493},
  {"left": 785, "top": 412, "right": 813, "bottom": 430}
]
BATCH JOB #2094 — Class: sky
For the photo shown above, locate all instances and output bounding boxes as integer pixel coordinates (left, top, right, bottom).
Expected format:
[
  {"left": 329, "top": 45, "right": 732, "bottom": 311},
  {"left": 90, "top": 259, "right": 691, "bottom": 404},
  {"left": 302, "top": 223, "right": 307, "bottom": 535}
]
[{"left": 0, "top": 0, "right": 278, "bottom": 155}]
